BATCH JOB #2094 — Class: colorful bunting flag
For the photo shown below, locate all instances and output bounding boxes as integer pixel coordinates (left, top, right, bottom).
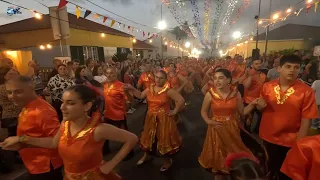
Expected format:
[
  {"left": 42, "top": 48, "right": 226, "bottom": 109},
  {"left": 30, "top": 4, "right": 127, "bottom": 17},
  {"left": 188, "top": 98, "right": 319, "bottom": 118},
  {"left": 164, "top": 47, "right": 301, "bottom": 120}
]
[
  {"left": 128, "top": 26, "right": 131, "bottom": 32},
  {"left": 84, "top": 10, "right": 91, "bottom": 18},
  {"left": 143, "top": 31, "right": 145, "bottom": 37},
  {"left": 93, "top": 13, "right": 101, "bottom": 19},
  {"left": 110, "top": 20, "right": 116, "bottom": 27},
  {"left": 58, "top": 0, "right": 68, "bottom": 9},
  {"left": 103, "top": 17, "right": 108, "bottom": 23},
  {"left": 75, "top": 6, "right": 81, "bottom": 19}
]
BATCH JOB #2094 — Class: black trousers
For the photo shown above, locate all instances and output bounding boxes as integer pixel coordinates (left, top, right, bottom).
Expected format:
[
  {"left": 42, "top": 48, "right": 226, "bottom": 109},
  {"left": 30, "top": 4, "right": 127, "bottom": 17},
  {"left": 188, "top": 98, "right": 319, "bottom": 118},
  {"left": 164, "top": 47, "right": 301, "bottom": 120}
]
[
  {"left": 237, "top": 84, "right": 244, "bottom": 98},
  {"left": 244, "top": 102, "right": 262, "bottom": 133},
  {"left": 28, "top": 164, "right": 63, "bottom": 180},
  {"left": 102, "top": 118, "right": 134, "bottom": 160},
  {"left": 52, "top": 100, "right": 63, "bottom": 122},
  {"left": 264, "top": 141, "right": 291, "bottom": 180}
]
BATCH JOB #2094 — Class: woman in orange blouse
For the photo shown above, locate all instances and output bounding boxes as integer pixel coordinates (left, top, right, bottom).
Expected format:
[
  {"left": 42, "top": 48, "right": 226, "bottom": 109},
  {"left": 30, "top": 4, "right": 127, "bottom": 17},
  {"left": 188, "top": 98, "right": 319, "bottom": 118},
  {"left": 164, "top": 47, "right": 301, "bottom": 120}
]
[
  {"left": 1, "top": 85, "right": 138, "bottom": 179},
  {"left": 125, "top": 70, "right": 185, "bottom": 172},
  {"left": 199, "top": 69, "right": 258, "bottom": 175}
]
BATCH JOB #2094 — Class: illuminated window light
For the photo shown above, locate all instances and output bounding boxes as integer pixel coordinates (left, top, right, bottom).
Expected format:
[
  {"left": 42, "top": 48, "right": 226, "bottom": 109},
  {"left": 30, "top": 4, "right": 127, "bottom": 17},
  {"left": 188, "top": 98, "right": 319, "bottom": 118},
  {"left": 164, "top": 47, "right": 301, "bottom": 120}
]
[
  {"left": 101, "top": 33, "right": 105, "bottom": 37},
  {"left": 149, "top": 39, "right": 153, "bottom": 43},
  {"left": 132, "top": 39, "right": 137, "bottom": 43},
  {"left": 165, "top": 42, "right": 168, "bottom": 45},
  {"left": 46, "top": 44, "right": 52, "bottom": 49}
]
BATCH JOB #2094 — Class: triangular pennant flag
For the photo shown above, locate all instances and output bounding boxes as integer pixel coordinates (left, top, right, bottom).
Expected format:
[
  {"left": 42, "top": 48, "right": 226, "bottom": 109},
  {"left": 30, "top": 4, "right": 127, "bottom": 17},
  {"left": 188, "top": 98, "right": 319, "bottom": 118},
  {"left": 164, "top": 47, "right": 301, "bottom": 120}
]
[
  {"left": 122, "top": 24, "right": 125, "bottom": 29},
  {"left": 148, "top": 32, "right": 150, "bottom": 37},
  {"left": 315, "top": 2, "right": 319, "bottom": 12},
  {"left": 75, "top": 6, "right": 81, "bottom": 19},
  {"left": 84, "top": 10, "right": 91, "bottom": 18},
  {"left": 58, "top": 0, "right": 68, "bottom": 9},
  {"left": 296, "top": 8, "right": 303, "bottom": 16},
  {"left": 110, "top": 20, "right": 116, "bottom": 27},
  {"left": 94, "top": 13, "right": 101, "bottom": 19},
  {"left": 128, "top": 26, "right": 131, "bottom": 32},
  {"left": 143, "top": 31, "right": 145, "bottom": 37},
  {"left": 132, "top": 27, "right": 135, "bottom": 33},
  {"left": 103, "top": 16, "right": 108, "bottom": 23}
]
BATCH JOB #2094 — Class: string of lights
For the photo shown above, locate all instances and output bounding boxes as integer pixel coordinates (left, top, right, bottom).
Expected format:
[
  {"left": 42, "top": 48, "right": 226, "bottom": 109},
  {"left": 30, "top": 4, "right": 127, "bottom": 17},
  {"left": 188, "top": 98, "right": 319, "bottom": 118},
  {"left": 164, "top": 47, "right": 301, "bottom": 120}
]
[{"left": 220, "top": 0, "right": 319, "bottom": 54}]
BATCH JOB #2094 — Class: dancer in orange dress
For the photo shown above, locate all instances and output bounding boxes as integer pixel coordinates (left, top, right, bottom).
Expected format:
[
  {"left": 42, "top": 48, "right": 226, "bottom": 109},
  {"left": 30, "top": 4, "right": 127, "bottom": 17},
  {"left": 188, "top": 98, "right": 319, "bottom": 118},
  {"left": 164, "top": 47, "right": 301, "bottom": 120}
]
[
  {"left": 137, "top": 62, "right": 154, "bottom": 91},
  {"left": 125, "top": 70, "right": 185, "bottom": 171},
  {"left": 199, "top": 69, "right": 257, "bottom": 174},
  {"left": 166, "top": 62, "right": 187, "bottom": 93},
  {"left": 281, "top": 135, "right": 320, "bottom": 180},
  {"left": 1, "top": 85, "right": 138, "bottom": 180}
]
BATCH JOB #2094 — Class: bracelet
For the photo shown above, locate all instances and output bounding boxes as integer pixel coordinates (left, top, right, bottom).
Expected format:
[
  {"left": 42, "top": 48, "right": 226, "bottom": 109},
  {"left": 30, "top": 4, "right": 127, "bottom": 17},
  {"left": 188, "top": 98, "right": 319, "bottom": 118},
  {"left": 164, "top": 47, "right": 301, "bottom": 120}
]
[{"left": 19, "top": 135, "right": 29, "bottom": 143}]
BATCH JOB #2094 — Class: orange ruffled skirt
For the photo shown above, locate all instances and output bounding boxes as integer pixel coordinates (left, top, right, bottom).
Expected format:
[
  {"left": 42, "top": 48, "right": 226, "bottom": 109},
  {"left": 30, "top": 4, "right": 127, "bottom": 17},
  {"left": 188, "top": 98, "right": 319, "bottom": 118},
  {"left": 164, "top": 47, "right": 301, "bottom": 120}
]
[
  {"left": 140, "top": 110, "right": 182, "bottom": 156},
  {"left": 64, "top": 168, "right": 122, "bottom": 180},
  {"left": 198, "top": 116, "right": 253, "bottom": 173}
]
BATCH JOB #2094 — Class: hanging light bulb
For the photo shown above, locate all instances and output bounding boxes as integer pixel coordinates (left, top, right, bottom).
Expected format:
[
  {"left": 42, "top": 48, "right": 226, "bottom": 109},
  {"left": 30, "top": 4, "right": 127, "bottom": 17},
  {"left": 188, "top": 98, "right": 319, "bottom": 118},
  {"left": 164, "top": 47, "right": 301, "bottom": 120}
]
[{"left": 34, "top": 12, "right": 42, "bottom": 19}]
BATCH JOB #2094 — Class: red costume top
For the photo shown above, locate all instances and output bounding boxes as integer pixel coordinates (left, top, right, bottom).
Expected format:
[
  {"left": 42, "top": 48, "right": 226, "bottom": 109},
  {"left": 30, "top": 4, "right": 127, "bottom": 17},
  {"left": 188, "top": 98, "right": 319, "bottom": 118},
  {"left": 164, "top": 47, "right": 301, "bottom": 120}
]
[
  {"left": 281, "top": 135, "right": 320, "bottom": 180},
  {"left": 17, "top": 98, "right": 62, "bottom": 174},
  {"left": 103, "top": 80, "right": 127, "bottom": 120},
  {"left": 259, "top": 79, "right": 318, "bottom": 147},
  {"left": 138, "top": 72, "right": 154, "bottom": 90}
]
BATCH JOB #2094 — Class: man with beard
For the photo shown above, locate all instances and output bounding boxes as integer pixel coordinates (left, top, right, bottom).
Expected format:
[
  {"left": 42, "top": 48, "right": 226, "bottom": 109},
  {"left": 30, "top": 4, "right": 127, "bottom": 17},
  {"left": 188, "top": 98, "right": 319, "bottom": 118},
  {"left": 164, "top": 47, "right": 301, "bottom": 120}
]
[{"left": 243, "top": 58, "right": 266, "bottom": 133}]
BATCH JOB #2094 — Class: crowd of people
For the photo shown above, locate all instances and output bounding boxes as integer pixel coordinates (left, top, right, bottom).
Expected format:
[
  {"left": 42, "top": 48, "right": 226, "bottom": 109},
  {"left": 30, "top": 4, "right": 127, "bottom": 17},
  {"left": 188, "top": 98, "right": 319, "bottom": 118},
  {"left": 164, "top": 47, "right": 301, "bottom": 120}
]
[{"left": 0, "top": 52, "right": 319, "bottom": 180}]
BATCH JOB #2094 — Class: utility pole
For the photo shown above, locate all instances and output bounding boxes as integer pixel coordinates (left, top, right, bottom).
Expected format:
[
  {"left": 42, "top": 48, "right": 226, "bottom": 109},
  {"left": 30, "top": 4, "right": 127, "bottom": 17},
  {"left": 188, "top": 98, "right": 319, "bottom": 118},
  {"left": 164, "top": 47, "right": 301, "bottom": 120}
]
[
  {"left": 160, "top": 4, "right": 163, "bottom": 59},
  {"left": 255, "top": 0, "right": 262, "bottom": 49},
  {"left": 264, "top": 0, "right": 272, "bottom": 54}
]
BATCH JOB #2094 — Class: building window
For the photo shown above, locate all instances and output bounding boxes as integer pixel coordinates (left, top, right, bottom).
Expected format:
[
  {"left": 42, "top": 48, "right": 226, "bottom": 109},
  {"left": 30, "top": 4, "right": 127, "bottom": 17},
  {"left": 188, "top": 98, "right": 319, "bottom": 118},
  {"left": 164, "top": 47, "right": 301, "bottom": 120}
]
[
  {"left": 163, "top": 45, "right": 167, "bottom": 52},
  {"left": 83, "top": 46, "right": 99, "bottom": 61}
]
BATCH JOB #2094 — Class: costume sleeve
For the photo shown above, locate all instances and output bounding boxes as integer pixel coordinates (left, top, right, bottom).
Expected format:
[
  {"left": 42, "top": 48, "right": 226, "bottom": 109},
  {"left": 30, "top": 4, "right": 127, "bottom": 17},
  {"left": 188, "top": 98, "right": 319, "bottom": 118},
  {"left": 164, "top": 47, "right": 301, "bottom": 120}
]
[
  {"left": 301, "top": 89, "right": 318, "bottom": 119},
  {"left": 38, "top": 110, "right": 60, "bottom": 137},
  {"left": 137, "top": 74, "right": 144, "bottom": 86},
  {"left": 281, "top": 141, "right": 310, "bottom": 180}
]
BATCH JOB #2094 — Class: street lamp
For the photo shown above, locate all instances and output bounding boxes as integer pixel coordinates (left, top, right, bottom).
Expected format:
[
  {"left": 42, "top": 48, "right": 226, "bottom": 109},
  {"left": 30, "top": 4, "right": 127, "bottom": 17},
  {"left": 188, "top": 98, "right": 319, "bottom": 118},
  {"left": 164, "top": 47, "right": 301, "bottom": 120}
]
[
  {"left": 232, "top": 31, "right": 241, "bottom": 39},
  {"left": 185, "top": 41, "right": 191, "bottom": 48},
  {"left": 157, "top": 21, "right": 167, "bottom": 30}
]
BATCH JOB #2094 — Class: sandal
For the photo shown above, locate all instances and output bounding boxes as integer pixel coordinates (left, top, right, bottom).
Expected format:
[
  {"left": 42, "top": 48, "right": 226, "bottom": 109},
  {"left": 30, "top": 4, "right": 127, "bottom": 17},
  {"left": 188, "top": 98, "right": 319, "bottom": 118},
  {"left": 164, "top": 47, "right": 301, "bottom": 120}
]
[
  {"left": 160, "top": 159, "right": 173, "bottom": 172},
  {"left": 136, "top": 156, "right": 153, "bottom": 166}
]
